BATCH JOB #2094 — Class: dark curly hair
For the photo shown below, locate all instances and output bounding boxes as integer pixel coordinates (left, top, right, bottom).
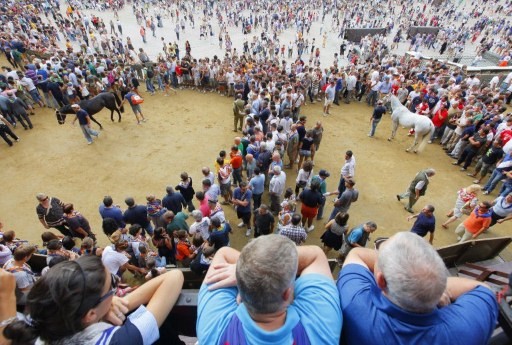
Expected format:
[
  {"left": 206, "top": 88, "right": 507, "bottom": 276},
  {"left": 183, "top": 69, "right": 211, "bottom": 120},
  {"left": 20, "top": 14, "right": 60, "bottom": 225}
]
[{"left": 4, "top": 256, "right": 106, "bottom": 344}]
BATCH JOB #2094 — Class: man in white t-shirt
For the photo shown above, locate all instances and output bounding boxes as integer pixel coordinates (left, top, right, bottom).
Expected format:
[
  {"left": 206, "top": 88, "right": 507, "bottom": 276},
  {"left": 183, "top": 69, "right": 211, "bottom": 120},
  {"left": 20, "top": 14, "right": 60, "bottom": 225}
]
[
  {"left": 102, "top": 241, "right": 145, "bottom": 276},
  {"left": 500, "top": 71, "right": 512, "bottom": 93},
  {"left": 225, "top": 67, "right": 235, "bottom": 96}
]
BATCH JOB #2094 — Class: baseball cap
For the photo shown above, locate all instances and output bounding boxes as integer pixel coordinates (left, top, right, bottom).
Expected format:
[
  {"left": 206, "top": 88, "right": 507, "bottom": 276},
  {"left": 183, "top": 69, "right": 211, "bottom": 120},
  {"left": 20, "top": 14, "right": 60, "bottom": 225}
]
[{"left": 71, "top": 104, "right": 80, "bottom": 109}]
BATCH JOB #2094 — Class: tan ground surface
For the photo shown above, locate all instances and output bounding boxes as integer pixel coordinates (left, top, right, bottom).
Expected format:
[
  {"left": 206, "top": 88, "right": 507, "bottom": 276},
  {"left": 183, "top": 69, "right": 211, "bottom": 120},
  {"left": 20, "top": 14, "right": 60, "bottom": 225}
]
[{"left": 1, "top": 88, "right": 510, "bottom": 258}]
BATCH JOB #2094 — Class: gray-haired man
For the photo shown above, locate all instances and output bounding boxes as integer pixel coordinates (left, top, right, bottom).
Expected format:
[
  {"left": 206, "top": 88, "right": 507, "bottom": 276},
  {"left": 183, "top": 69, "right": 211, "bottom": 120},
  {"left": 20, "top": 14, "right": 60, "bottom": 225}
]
[
  {"left": 198, "top": 234, "right": 342, "bottom": 344},
  {"left": 397, "top": 168, "right": 436, "bottom": 213},
  {"left": 338, "top": 231, "right": 497, "bottom": 344}
]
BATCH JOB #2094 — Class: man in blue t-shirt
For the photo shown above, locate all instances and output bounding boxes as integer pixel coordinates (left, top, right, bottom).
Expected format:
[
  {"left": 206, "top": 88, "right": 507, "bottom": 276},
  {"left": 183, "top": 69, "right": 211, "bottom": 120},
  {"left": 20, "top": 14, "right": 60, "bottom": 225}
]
[
  {"left": 198, "top": 234, "right": 341, "bottom": 345},
  {"left": 71, "top": 104, "right": 99, "bottom": 145},
  {"left": 119, "top": 87, "right": 147, "bottom": 124},
  {"left": 232, "top": 181, "right": 253, "bottom": 237},
  {"left": 337, "top": 232, "right": 498, "bottom": 345},
  {"left": 407, "top": 204, "right": 436, "bottom": 244}
]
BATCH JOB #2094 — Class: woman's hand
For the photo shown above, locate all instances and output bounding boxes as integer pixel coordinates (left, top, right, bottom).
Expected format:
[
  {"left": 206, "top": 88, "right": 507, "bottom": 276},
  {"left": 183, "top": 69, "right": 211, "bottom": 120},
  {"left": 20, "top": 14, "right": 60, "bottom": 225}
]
[
  {"left": 103, "top": 296, "right": 130, "bottom": 326},
  {"left": 205, "top": 263, "right": 237, "bottom": 291}
]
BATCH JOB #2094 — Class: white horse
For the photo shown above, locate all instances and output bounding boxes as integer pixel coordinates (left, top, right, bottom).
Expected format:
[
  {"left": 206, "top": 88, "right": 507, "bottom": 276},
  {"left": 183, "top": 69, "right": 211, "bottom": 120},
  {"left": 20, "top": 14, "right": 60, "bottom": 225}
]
[{"left": 385, "top": 94, "right": 435, "bottom": 153}]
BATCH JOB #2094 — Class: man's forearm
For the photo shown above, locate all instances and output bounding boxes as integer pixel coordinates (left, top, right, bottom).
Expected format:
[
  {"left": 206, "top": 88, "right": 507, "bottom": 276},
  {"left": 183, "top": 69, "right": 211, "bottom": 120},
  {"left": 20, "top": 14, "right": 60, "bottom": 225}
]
[
  {"left": 445, "top": 277, "right": 489, "bottom": 301},
  {"left": 212, "top": 246, "right": 240, "bottom": 265},
  {"left": 296, "top": 245, "right": 331, "bottom": 277},
  {"left": 343, "top": 247, "right": 378, "bottom": 272}
]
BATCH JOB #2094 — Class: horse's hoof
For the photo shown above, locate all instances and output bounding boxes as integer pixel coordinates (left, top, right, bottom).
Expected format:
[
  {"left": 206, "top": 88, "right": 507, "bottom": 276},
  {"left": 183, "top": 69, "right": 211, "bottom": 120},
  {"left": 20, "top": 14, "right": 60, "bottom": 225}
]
[
  {"left": 405, "top": 149, "right": 410, "bottom": 152},
  {"left": 387, "top": 138, "right": 391, "bottom": 142},
  {"left": 414, "top": 151, "right": 418, "bottom": 154}
]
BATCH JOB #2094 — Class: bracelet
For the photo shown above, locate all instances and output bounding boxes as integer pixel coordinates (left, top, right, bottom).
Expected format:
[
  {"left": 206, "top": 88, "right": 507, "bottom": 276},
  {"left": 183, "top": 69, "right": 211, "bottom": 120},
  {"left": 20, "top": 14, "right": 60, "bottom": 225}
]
[{"left": 0, "top": 316, "right": 17, "bottom": 328}]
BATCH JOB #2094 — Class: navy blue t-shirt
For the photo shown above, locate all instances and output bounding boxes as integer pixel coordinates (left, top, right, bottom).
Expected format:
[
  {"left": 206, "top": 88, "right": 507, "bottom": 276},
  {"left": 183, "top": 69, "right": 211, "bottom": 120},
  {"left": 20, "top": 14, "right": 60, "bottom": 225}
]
[
  {"left": 233, "top": 188, "right": 252, "bottom": 214},
  {"left": 410, "top": 213, "right": 435, "bottom": 237},
  {"left": 123, "top": 205, "right": 150, "bottom": 227}
]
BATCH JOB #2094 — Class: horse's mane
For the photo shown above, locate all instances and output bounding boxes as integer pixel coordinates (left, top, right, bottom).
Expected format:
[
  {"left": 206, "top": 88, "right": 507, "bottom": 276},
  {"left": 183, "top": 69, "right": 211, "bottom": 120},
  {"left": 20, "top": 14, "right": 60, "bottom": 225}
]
[{"left": 59, "top": 104, "right": 73, "bottom": 114}]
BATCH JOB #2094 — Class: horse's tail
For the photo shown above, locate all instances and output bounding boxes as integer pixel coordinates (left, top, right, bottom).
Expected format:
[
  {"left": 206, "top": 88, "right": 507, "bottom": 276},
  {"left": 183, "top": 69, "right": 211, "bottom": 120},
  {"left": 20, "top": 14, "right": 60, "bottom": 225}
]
[
  {"left": 112, "top": 92, "right": 125, "bottom": 113},
  {"left": 417, "top": 123, "right": 435, "bottom": 153}
]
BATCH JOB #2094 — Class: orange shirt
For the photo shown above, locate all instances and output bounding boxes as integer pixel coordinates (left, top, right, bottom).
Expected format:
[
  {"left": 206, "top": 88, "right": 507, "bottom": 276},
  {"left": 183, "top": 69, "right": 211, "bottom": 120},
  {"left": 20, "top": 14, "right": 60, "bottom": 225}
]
[
  {"left": 230, "top": 154, "right": 243, "bottom": 169},
  {"left": 176, "top": 241, "right": 192, "bottom": 261},
  {"left": 463, "top": 210, "right": 491, "bottom": 234}
]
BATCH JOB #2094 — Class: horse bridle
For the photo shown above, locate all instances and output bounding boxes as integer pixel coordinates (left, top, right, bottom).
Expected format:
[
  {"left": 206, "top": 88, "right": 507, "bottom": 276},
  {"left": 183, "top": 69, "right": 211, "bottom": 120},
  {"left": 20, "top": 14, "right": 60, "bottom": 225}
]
[{"left": 56, "top": 110, "right": 65, "bottom": 124}]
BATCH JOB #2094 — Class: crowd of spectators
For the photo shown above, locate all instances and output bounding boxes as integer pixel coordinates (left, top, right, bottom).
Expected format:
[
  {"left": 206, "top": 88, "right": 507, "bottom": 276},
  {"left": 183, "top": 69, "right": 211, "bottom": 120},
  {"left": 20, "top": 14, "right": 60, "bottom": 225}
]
[{"left": 0, "top": 0, "right": 512, "bottom": 344}]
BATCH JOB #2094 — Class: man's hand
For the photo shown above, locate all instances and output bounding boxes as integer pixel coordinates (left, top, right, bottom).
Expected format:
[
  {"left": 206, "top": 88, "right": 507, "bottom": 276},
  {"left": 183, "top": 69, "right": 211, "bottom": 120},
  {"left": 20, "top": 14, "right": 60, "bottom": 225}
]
[
  {"left": 205, "top": 262, "right": 237, "bottom": 291},
  {"left": 437, "top": 290, "right": 452, "bottom": 307}
]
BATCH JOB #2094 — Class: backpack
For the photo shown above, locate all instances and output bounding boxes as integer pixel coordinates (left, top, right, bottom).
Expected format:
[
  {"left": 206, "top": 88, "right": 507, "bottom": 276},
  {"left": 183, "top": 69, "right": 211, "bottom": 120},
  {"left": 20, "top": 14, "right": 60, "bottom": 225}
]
[{"left": 131, "top": 94, "right": 144, "bottom": 105}]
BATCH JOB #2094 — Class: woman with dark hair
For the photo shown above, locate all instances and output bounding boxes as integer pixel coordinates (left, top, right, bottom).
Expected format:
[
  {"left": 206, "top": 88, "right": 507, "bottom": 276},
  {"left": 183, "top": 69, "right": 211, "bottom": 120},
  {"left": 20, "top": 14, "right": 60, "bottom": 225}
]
[
  {"left": 298, "top": 179, "right": 324, "bottom": 232},
  {"left": 4, "top": 256, "right": 184, "bottom": 344},
  {"left": 320, "top": 212, "right": 349, "bottom": 254},
  {"left": 63, "top": 203, "right": 96, "bottom": 240},
  {"left": 152, "top": 227, "right": 175, "bottom": 266}
]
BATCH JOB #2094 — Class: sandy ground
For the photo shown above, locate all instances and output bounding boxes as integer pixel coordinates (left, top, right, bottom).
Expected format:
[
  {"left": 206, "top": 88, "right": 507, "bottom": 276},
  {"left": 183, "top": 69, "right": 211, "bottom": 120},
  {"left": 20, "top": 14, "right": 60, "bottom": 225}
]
[{"left": 1, "top": 86, "right": 510, "bottom": 258}]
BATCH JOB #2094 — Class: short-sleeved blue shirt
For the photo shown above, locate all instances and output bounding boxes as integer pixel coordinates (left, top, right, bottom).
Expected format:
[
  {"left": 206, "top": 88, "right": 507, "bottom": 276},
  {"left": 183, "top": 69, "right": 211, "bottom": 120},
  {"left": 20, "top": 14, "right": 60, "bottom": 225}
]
[
  {"left": 197, "top": 273, "right": 342, "bottom": 345},
  {"left": 337, "top": 264, "right": 498, "bottom": 345},
  {"left": 410, "top": 213, "right": 436, "bottom": 237},
  {"left": 233, "top": 187, "right": 252, "bottom": 214}
]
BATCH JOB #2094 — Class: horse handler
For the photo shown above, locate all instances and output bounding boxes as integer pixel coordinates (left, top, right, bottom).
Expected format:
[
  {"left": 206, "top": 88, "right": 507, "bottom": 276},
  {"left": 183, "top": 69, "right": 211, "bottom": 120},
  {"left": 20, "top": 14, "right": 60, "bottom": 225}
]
[
  {"left": 119, "top": 87, "right": 147, "bottom": 125},
  {"left": 368, "top": 100, "right": 386, "bottom": 137},
  {"left": 71, "top": 104, "right": 100, "bottom": 145}
]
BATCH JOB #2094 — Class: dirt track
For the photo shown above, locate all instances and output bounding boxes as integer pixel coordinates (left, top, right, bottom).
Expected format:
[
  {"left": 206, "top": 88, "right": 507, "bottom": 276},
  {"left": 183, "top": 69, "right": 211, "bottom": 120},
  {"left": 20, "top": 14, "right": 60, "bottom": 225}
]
[{"left": 1, "top": 88, "right": 510, "bottom": 258}]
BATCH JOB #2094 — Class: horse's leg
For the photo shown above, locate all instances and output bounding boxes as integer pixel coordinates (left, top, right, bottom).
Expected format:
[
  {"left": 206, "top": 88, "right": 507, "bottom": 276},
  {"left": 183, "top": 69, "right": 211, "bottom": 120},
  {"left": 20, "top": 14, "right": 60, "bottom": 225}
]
[
  {"left": 388, "top": 120, "right": 398, "bottom": 141},
  {"left": 116, "top": 108, "right": 121, "bottom": 122},
  {"left": 407, "top": 133, "right": 419, "bottom": 152},
  {"left": 110, "top": 109, "right": 115, "bottom": 122},
  {"left": 91, "top": 115, "right": 103, "bottom": 130}
]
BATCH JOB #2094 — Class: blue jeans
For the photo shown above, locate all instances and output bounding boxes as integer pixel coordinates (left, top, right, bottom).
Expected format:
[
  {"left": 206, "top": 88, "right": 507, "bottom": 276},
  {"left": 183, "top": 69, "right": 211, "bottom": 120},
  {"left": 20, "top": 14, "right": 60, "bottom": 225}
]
[
  {"left": 146, "top": 78, "right": 155, "bottom": 93},
  {"left": 232, "top": 167, "right": 243, "bottom": 186},
  {"left": 155, "top": 256, "right": 166, "bottom": 267},
  {"left": 367, "top": 90, "right": 378, "bottom": 106},
  {"left": 317, "top": 198, "right": 326, "bottom": 219},
  {"left": 369, "top": 118, "right": 380, "bottom": 136},
  {"left": 80, "top": 125, "right": 98, "bottom": 143},
  {"left": 499, "top": 180, "right": 512, "bottom": 197},
  {"left": 483, "top": 169, "right": 504, "bottom": 193},
  {"left": 157, "top": 75, "right": 164, "bottom": 90}
]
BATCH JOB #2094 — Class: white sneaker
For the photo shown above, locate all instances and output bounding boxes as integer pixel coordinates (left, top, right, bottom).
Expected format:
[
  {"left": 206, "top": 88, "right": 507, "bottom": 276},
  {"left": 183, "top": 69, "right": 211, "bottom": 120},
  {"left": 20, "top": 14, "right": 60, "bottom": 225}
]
[
  {"left": 245, "top": 228, "right": 251, "bottom": 237},
  {"left": 238, "top": 221, "right": 245, "bottom": 228},
  {"left": 307, "top": 225, "right": 315, "bottom": 233}
]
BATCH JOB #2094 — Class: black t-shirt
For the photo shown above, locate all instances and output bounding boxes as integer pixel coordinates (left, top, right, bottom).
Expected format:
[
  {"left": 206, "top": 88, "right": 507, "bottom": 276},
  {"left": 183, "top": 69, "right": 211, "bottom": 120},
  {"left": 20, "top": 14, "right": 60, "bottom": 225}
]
[
  {"left": 301, "top": 137, "right": 314, "bottom": 151},
  {"left": 254, "top": 211, "right": 275, "bottom": 234},
  {"left": 372, "top": 105, "right": 386, "bottom": 120},
  {"left": 47, "top": 82, "right": 63, "bottom": 97},
  {"left": 299, "top": 189, "right": 323, "bottom": 208},
  {"left": 468, "top": 132, "right": 487, "bottom": 153},
  {"left": 297, "top": 124, "right": 306, "bottom": 141},
  {"left": 482, "top": 146, "right": 504, "bottom": 164}
]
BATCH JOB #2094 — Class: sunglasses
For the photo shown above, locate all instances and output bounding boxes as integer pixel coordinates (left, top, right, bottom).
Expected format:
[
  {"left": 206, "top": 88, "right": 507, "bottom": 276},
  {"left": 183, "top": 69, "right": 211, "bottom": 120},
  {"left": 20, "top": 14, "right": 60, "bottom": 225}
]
[{"left": 94, "top": 273, "right": 119, "bottom": 307}]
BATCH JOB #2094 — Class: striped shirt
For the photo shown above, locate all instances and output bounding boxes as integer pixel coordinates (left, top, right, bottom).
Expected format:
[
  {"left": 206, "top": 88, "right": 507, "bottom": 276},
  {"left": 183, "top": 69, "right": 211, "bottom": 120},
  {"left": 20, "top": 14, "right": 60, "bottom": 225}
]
[{"left": 279, "top": 224, "right": 307, "bottom": 245}]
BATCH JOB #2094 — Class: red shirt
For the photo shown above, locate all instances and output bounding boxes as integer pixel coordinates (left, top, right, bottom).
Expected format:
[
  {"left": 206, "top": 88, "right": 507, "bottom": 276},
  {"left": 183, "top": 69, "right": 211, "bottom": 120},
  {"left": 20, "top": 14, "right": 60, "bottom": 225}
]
[
  {"left": 432, "top": 108, "right": 448, "bottom": 127},
  {"left": 416, "top": 103, "right": 430, "bottom": 115},
  {"left": 230, "top": 154, "right": 243, "bottom": 169},
  {"left": 500, "top": 129, "right": 512, "bottom": 146},
  {"left": 199, "top": 199, "right": 211, "bottom": 218}
]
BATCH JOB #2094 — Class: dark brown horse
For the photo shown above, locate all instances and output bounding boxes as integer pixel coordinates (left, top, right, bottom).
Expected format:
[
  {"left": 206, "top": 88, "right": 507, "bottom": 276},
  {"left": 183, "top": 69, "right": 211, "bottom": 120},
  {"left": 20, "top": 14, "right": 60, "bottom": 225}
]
[{"left": 55, "top": 92, "right": 124, "bottom": 129}]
